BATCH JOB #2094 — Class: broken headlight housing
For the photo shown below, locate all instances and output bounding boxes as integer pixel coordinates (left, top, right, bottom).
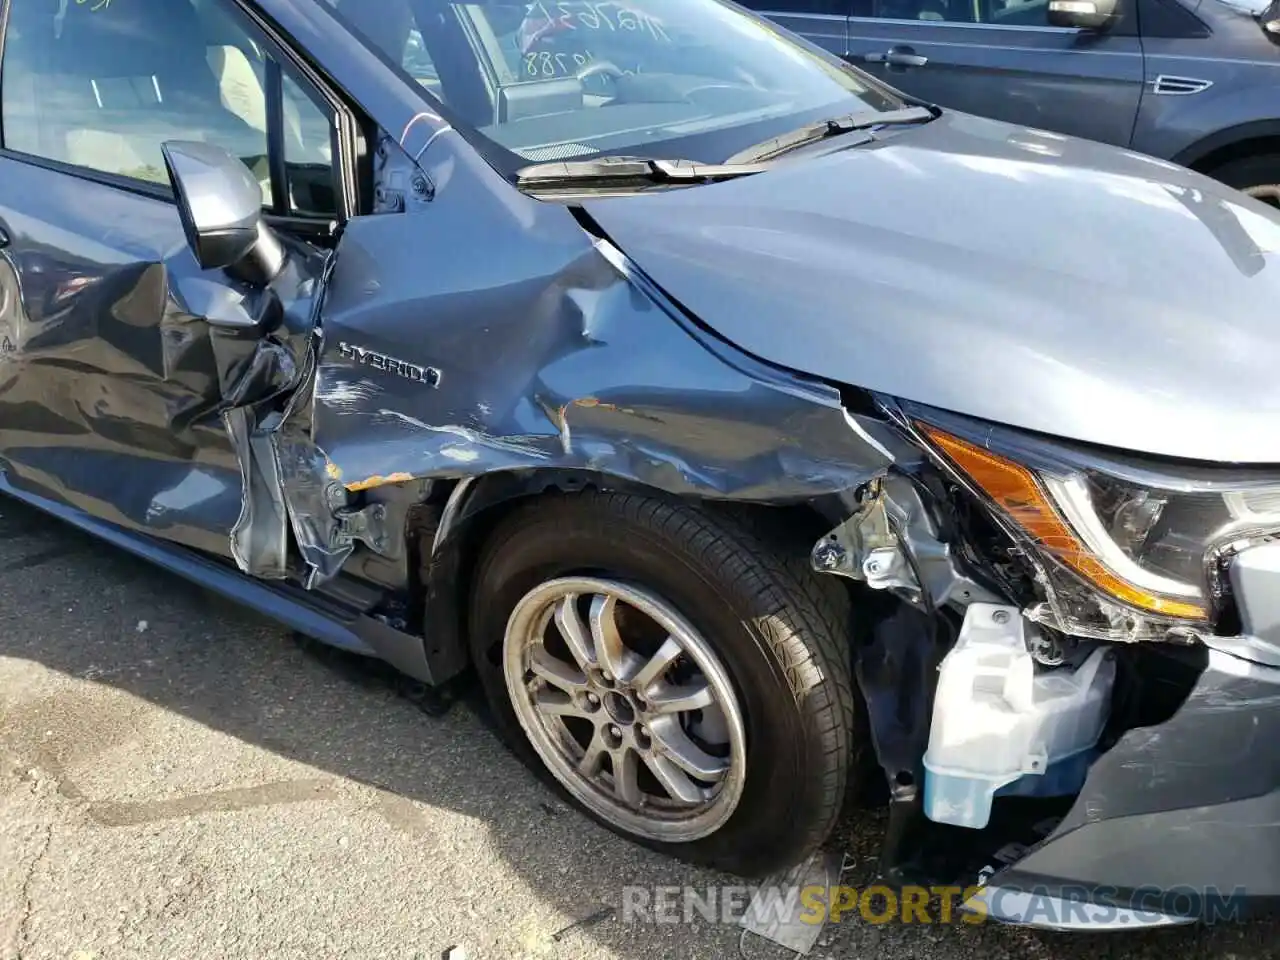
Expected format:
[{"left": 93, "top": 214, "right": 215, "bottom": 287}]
[{"left": 907, "top": 407, "right": 1280, "bottom": 641}]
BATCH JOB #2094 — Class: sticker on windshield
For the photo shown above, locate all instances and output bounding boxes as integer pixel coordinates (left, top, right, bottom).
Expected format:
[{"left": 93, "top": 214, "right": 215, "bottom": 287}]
[
  {"left": 519, "top": 2, "right": 670, "bottom": 52},
  {"left": 524, "top": 50, "right": 599, "bottom": 78},
  {"left": 54, "top": 0, "right": 112, "bottom": 39}
]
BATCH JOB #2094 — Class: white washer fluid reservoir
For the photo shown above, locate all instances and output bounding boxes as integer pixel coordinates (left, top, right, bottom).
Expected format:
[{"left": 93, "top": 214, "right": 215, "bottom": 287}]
[{"left": 922, "top": 603, "right": 1116, "bottom": 829}]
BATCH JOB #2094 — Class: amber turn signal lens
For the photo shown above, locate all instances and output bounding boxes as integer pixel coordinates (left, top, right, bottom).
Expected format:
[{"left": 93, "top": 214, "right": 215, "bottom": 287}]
[{"left": 920, "top": 425, "right": 1208, "bottom": 622}]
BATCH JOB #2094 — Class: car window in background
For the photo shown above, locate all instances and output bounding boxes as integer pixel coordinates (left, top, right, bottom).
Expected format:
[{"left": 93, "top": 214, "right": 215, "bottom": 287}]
[
  {"left": 1, "top": 0, "right": 337, "bottom": 215},
  {"left": 328, "top": 0, "right": 901, "bottom": 170},
  {"left": 405, "top": 30, "right": 444, "bottom": 99},
  {"left": 858, "top": 0, "right": 1056, "bottom": 25},
  {"left": 739, "top": 0, "right": 853, "bottom": 11}
]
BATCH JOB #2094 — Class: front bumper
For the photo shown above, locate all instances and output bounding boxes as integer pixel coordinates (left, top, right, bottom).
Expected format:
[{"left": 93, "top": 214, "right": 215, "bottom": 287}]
[{"left": 977, "top": 640, "right": 1280, "bottom": 927}]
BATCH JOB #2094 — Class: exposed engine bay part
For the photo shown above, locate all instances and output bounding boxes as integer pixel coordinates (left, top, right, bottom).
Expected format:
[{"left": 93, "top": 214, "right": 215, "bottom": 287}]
[
  {"left": 922, "top": 603, "right": 1115, "bottom": 829},
  {"left": 968, "top": 643, "right": 1280, "bottom": 927},
  {"left": 855, "top": 601, "right": 942, "bottom": 793},
  {"left": 811, "top": 472, "right": 1001, "bottom": 611},
  {"left": 849, "top": 504, "right": 1280, "bottom": 911},
  {"left": 1219, "top": 538, "right": 1280, "bottom": 666},
  {"left": 852, "top": 600, "right": 945, "bottom": 874}
]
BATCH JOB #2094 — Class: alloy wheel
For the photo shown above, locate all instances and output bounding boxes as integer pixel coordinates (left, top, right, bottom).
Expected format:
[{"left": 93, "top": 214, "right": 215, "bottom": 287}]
[
  {"left": 503, "top": 576, "right": 748, "bottom": 842},
  {"left": 1244, "top": 183, "right": 1280, "bottom": 209}
]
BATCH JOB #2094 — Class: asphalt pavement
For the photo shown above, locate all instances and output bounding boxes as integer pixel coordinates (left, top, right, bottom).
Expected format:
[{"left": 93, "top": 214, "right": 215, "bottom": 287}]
[{"left": 1, "top": 496, "right": 1277, "bottom": 959}]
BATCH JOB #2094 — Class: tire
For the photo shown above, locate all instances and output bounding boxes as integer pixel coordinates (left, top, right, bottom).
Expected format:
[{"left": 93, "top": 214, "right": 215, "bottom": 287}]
[
  {"left": 467, "top": 490, "right": 859, "bottom": 878},
  {"left": 1210, "top": 154, "right": 1280, "bottom": 209}
]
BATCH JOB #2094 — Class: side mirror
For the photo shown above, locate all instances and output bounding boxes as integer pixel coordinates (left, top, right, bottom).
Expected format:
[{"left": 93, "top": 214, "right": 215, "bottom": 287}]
[
  {"left": 1047, "top": 0, "right": 1119, "bottom": 29},
  {"left": 1262, "top": 0, "right": 1280, "bottom": 42},
  {"left": 161, "top": 140, "right": 285, "bottom": 286}
]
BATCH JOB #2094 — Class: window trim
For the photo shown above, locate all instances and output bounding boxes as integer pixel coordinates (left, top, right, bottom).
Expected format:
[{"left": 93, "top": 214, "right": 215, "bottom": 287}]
[
  {"left": 264, "top": 57, "right": 291, "bottom": 216},
  {"left": 0, "top": 0, "right": 8, "bottom": 153},
  {"left": 746, "top": 10, "right": 851, "bottom": 20},
  {"left": 1140, "top": 0, "right": 1211, "bottom": 38},
  {"left": 747, "top": 0, "right": 1121, "bottom": 27},
  {"left": 232, "top": 0, "right": 363, "bottom": 221},
  {"left": 0, "top": 0, "right": 363, "bottom": 229},
  {"left": 849, "top": 0, "right": 1141, "bottom": 33},
  {"left": 849, "top": 13, "right": 1085, "bottom": 30}
]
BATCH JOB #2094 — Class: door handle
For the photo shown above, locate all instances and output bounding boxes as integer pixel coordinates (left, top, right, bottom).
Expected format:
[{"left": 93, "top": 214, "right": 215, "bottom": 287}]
[{"left": 863, "top": 46, "right": 929, "bottom": 68}]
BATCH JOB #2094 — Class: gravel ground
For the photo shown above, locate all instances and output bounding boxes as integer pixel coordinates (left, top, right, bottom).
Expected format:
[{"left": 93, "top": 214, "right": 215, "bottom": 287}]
[{"left": 1, "top": 496, "right": 1277, "bottom": 960}]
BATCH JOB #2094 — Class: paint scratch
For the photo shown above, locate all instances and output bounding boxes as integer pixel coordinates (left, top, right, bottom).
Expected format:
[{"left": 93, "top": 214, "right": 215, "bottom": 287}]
[{"left": 374, "top": 409, "right": 552, "bottom": 460}]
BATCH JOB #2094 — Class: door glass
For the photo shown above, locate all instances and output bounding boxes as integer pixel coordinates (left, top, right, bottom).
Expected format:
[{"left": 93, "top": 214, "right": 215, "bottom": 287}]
[
  {"left": 1, "top": 0, "right": 336, "bottom": 216},
  {"left": 315, "top": 0, "right": 444, "bottom": 98},
  {"left": 866, "top": 0, "right": 1053, "bottom": 22},
  {"left": 405, "top": 31, "right": 445, "bottom": 99},
  {"left": 281, "top": 73, "right": 338, "bottom": 216}
]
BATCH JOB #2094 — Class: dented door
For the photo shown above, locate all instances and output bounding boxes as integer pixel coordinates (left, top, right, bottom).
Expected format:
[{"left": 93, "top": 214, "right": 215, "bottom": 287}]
[{"left": 0, "top": 157, "right": 318, "bottom": 562}]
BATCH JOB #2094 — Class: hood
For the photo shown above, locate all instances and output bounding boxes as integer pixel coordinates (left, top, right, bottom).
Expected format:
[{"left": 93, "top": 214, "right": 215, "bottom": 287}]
[{"left": 584, "top": 111, "right": 1280, "bottom": 465}]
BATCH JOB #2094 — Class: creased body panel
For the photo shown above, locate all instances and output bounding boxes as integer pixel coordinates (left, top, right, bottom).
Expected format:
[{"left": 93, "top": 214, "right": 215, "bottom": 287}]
[
  {"left": 0, "top": 156, "right": 317, "bottom": 562},
  {"left": 310, "top": 190, "right": 894, "bottom": 513}
]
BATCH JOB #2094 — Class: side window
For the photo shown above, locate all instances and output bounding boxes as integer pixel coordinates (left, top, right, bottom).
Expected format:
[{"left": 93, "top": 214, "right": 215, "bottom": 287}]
[
  {"left": 857, "top": 0, "right": 1053, "bottom": 23},
  {"left": 736, "top": 1, "right": 853, "bottom": 11},
  {"left": 1, "top": 0, "right": 337, "bottom": 217},
  {"left": 404, "top": 30, "right": 443, "bottom": 101},
  {"left": 322, "top": 0, "right": 444, "bottom": 102},
  {"left": 281, "top": 72, "right": 339, "bottom": 217}
]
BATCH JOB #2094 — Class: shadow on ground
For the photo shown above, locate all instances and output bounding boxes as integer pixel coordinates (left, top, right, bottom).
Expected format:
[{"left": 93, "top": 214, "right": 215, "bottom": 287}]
[{"left": 1, "top": 498, "right": 1276, "bottom": 960}]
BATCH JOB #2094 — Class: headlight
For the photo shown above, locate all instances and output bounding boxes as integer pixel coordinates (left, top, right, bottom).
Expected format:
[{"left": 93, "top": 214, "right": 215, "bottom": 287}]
[{"left": 908, "top": 410, "right": 1280, "bottom": 640}]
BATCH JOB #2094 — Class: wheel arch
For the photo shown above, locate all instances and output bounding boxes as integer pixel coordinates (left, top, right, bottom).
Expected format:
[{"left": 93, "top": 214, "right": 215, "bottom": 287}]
[
  {"left": 1172, "top": 121, "right": 1280, "bottom": 175},
  {"left": 414, "top": 468, "right": 853, "bottom": 685}
]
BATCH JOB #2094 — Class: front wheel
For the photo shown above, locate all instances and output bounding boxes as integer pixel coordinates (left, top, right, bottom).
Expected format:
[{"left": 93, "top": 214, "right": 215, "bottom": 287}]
[
  {"left": 468, "top": 491, "right": 859, "bottom": 877},
  {"left": 1211, "top": 153, "right": 1280, "bottom": 210}
]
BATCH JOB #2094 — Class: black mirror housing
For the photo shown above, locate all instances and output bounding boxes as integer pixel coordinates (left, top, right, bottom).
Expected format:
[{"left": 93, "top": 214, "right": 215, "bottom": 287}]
[
  {"left": 161, "top": 140, "right": 285, "bottom": 287},
  {"left": 1261, "top": 0, "right": 1280, "bottom": 42},
  {"left": 1047, "top": 0, "right": 1120, "bottom": 29}
]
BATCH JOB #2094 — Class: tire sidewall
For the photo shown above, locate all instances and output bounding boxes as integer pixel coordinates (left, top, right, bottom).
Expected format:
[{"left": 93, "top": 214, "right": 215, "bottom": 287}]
[
  {"left": 468, "top": 496, "right": 837, "bottom": 873},
  {"left": 1213, "top": 155, "right": 1280, "bottom": 207}
]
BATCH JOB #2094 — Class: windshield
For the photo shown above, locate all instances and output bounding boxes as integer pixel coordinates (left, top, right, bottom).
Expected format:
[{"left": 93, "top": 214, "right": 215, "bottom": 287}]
[{"left": 323, "top": 0, "right": 901, "bottom": 175}]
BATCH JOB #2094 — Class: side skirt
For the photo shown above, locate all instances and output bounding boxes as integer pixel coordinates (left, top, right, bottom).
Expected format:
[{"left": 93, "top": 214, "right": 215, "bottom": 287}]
[{"left": 0, "top": 473, "right": 436, "bottom": 683}]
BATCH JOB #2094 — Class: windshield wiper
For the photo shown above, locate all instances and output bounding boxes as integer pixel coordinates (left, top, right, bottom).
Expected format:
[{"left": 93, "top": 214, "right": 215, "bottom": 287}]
[
  {"left": 727, "top": 105, "right": 939, "bottom": 164},
  {"left": 514, "top": 105, "right": 938, "bottom": 187},
  {"left": 514, "top": 156, "right": 771, "bottom": 189}
]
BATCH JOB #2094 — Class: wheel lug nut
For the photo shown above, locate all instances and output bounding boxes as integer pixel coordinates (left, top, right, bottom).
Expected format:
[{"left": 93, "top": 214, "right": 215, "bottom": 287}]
[
  {"left": 609, "top": 724, "right": 621, "bottom": 738},
  {"left": 586, "top": 693, "right": 599, "bottom": 705}
]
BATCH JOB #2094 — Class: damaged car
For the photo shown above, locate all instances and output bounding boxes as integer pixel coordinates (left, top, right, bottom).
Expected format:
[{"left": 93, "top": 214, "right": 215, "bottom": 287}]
[{"left": 1, "top": 0, "right": 1279, "bottom": 928}]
